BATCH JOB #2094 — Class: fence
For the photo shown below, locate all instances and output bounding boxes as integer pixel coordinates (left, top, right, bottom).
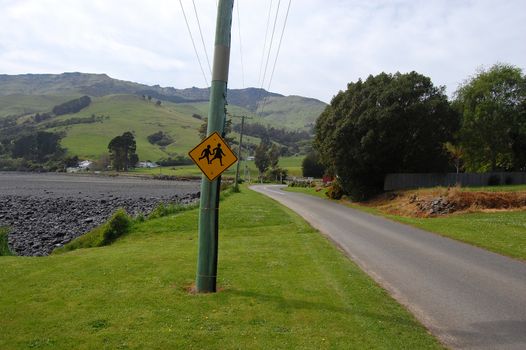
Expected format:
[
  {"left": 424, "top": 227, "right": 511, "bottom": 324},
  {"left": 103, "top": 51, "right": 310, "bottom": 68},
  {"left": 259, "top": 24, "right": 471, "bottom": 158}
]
[{"left": 384, "top": 172, "right": 526, "bottom": 191}]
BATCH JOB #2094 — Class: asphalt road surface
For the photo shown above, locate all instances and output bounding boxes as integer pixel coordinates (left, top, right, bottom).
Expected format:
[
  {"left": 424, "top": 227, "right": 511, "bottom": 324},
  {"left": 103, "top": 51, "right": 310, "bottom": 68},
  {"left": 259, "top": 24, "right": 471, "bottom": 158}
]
[{"left": 252, "top": 185, "right": 526, "bottom": 350}]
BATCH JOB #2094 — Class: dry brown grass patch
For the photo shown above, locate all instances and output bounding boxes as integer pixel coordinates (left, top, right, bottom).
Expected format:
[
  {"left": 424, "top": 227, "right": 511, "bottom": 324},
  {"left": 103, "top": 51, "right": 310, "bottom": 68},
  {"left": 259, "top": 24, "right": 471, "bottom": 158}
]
[{"left": 362, "top": 187, "right": 526, "bottom": 218}]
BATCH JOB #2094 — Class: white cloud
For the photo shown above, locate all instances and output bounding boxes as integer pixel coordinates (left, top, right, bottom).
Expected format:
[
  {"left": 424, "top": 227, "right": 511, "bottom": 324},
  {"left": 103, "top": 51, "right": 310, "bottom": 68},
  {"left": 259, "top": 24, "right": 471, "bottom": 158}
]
[{"left": 0, "top": 0, "right": 525, "bottom": 102}]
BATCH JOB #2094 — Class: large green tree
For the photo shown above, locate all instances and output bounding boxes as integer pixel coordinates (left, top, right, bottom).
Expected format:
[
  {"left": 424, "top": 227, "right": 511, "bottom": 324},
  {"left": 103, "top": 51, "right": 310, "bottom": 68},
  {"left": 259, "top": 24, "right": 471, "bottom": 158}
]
[
  {"left": 108, "top": 132, "right": 138, "bottom": 171},
  {"left": 315, "top": 71, "right": 457, "bottom": 200},
  {"left": 455, "top": 63, "right": 526, "bottom": 171},
  {"left": 254, "top": 140, "right": 270, "bottom": 180}
]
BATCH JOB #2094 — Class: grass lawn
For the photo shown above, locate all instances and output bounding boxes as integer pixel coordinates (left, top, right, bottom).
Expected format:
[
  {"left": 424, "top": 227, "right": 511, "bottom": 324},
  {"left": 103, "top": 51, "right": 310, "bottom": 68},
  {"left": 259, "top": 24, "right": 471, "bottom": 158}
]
[
  {"left": 129, "top": 155, "right": 304, "bottom": 179},
  {"left": 287, "top": 186, "right": 526, "bottom": 260},
  {"left": 0, "top": 188, "right": 442, "bottom": 349}
]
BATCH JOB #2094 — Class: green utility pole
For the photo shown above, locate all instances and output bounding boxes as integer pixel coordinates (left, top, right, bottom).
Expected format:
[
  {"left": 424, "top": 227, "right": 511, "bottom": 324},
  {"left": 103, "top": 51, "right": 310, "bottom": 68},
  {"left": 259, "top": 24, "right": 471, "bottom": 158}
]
[{"left": 196, "top": 0, "right": 234, "bottom": 293}]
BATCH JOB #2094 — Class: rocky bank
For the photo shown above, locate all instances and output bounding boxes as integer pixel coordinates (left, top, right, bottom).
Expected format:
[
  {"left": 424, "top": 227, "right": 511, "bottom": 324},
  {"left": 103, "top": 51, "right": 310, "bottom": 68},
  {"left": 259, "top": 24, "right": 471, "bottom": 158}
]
[{"left": 0, "top": 193, "right": 199, "bottom": 256}]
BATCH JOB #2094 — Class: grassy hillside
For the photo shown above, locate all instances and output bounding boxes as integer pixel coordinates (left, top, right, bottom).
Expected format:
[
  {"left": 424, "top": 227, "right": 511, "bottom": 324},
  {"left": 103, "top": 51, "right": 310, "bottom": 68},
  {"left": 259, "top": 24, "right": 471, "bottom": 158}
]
[
  {"left": 50, "top": 95, "right": 203, "bottom": 161},
  {"left": 0, "top": 73, "right": 326, "bottom": 131},
  {"left": 0, "top": 94, "right": 79, "bottom": 119},
  {"left": 0, "top": 73, "right": 325, "bottom": 166},
  {"left": 188, "top": 98, "right": 324, "bottom": 132},
  {"left": 0, "top": 188, "right": 442, "bottom": 349},
  {"left": 258, "top": 95, "right": 326, "bottom": 130}
]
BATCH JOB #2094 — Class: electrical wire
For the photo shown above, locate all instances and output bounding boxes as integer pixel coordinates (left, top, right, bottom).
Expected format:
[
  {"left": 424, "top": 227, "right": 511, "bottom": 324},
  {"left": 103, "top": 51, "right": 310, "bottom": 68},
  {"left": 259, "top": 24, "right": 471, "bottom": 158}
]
[
  {"left": 258, "top": 0, "right": 292, "bottom": 116},
  {"left": 192, "top": 0, "right": 213, "bottom": 75},
  {"left": 257, "top": 0, "right": 274, "bottom": 87},
  {"left": 179, "top": 0, "right": 209, "bottom": 87},
  {"left": 266, "top": 0, "right": 291, "bottom": 92},
  {"left": 260, "top": 0, "right": 281, "bottom": 89},
  {"left": 257, "top": 0, "right": 282, "bottom": 115},
  {"left": 236, "top": 0, "right": 245, "bottom": 88}
]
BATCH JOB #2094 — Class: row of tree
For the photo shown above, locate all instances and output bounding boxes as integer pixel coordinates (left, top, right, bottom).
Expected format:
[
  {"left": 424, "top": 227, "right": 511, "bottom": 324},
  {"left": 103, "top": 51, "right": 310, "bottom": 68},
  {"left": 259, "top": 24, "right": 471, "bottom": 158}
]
[
  {"left": 314, "top": 64, "right": 526, "bottom": 200},
  {"left": 10, "top": 131, "right": 64, "bottom": 163},
  {"left": 52, "top": 96, "right": 91, "bottom": 116}
]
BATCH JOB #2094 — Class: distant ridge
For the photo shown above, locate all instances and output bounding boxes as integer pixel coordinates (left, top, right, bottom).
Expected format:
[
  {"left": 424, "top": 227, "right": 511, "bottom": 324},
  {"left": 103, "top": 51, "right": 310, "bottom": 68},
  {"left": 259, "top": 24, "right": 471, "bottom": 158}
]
[
  {"left": 0, "top": 72, "right": 327, "bottom": 129},
  {"left": 0, "top": 72, "right": 289, "bottom": 108}
]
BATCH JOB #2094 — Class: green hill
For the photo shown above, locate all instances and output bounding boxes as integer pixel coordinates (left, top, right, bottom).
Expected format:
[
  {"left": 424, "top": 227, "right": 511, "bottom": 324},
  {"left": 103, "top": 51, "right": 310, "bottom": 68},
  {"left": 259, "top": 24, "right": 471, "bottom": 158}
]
[
  {"left": 50, "top": 95, "right": 203, "bottom": 160},
  {"left": 0, "top": 73, "right": 326, "bottom": 129},
  {"left": 0, "top": 73, "right": 327, "bottom": 163},
  {"left": 0, "top": 94, "right": 79, "bottom": 118}
]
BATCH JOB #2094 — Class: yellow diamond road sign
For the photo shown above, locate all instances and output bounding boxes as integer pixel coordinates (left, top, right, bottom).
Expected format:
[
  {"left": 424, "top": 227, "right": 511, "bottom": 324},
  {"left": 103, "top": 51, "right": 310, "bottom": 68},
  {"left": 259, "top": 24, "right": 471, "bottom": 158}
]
[{"left": 189, "top": 132, "right": 238, "bottom": 181}]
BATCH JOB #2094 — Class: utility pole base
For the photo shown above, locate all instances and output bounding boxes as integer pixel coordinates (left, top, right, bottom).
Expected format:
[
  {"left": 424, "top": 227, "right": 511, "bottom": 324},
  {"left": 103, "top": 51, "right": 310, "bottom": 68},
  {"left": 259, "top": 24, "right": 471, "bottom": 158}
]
[{"left": 196, "top": 275, "right": 216, "bottom": 293}]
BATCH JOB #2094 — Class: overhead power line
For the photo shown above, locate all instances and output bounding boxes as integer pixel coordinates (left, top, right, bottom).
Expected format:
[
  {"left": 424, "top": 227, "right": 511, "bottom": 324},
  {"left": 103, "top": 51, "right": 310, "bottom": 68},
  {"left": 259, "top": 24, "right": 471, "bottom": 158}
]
[
  {"left": 259, "top": 0, "right": 292, "bottom": 116},
  {"left": 260, "top": 0, "right": 282, "bottom": 90},
  {"left": 267, "top": 0, "right": 291, "bottom": 92},
  {"left": 179, "top": 0, "right": 209, "bottom": 87},
  {"left": 257, "top": 0, "right": 274, "bottom": 87},
  {"left": 236, "top": 0, "right": 245, "bottom": 88},
  {"left": 192, "top": 0, "right": 213, "bottom": 75}
]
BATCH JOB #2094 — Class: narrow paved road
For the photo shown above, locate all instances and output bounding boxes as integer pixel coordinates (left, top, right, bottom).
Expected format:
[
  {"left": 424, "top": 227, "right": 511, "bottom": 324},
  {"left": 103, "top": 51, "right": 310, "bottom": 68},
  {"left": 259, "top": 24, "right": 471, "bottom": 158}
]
[{"left": 251, "top": 185, "right": 526, "bottom": 350}]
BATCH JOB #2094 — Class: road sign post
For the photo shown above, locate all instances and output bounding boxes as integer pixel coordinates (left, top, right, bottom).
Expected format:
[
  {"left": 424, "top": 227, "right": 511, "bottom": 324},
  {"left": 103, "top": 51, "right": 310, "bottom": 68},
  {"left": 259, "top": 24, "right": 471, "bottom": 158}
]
[{"left": 194, "top": 0, "right": 234, "bottom": 293}]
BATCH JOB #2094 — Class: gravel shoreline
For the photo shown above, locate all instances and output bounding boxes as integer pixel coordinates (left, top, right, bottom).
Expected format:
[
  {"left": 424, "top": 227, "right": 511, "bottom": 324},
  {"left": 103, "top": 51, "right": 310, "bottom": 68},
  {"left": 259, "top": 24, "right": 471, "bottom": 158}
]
[{"left": 0, "top": 172, "right": 200, "bottom": 256}]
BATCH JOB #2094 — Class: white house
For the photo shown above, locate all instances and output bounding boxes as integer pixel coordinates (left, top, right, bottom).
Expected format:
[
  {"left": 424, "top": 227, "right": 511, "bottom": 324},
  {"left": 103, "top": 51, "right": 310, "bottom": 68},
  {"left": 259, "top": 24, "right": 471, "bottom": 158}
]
[
  {"left": 137, "top": 161, "right": 158, "bottom": 168},
  {"left": 78, "top": 160, "right": 92, "bottom": 169}
]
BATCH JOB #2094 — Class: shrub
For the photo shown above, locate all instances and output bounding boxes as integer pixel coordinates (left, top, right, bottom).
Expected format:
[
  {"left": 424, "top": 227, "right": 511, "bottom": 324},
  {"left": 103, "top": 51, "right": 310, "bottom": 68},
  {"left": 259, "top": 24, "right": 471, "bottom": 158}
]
[
  {"left": 147, "top": 131, "right": 174, "bottom": 146},
  {"left": 326, "top": 180, "right": 344, "bottom": 200},
  {"left": 265, "top": 167, "right": 288, "bottom": 183},
  {"left": 101, "top": 209, "right": 132, "bottom": 245}
]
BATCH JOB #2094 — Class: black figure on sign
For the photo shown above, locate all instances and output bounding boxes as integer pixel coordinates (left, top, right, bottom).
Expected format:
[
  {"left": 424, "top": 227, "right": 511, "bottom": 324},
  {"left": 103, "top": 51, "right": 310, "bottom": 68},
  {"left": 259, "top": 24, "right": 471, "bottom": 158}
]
[
  {"left": 211, "top": 143, "right": 226, "bottom": 166},
  {"left": 199, "top": 145, "right": 213, "bottom": 164}
]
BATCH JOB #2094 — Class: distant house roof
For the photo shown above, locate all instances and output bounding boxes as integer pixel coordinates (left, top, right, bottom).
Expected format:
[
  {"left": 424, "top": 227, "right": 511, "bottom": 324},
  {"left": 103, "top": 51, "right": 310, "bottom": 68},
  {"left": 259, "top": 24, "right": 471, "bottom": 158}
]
[
  {"left": 137, "top": 161, "right": 158, "bottom": 168},
  {"left": 78, "top": 160, "right": 92, "bottom": 168}
]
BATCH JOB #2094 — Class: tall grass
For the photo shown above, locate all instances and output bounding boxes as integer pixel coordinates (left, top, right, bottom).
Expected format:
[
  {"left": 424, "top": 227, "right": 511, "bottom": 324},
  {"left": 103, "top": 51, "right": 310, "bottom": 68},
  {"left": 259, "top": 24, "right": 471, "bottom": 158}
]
[{"left": 0, "top": 227, "right": 13, "bottom": 256}]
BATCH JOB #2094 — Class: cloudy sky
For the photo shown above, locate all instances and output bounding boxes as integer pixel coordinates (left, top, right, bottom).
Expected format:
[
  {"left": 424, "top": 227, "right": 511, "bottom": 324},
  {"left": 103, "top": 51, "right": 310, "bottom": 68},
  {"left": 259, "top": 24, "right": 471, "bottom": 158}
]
[{"left": 1, "top": 0, "right": 525, "bottom": 102}]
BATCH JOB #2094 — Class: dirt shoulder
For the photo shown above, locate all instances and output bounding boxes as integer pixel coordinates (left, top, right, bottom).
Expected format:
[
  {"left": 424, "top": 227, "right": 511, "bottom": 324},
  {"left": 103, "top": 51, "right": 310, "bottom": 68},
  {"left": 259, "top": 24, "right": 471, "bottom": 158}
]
[{"left": 363, "top": 187, "right": 526, "bottom": 217}]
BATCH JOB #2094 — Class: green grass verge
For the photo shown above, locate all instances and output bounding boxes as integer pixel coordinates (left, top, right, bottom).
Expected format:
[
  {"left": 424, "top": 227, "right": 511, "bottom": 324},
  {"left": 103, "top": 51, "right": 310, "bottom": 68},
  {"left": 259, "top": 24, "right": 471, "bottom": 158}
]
[
  {"left": 289, "top": 186, "right": 526, "bottom": 260},
  {"left": 0, "top": 227, "right": 13, "bottom": 256},
  {"left": 0, "top": 188, "right": 442, "bottom": 349},
  {"left": 388, "top": 211, "right": 526, "bottom": 261}
]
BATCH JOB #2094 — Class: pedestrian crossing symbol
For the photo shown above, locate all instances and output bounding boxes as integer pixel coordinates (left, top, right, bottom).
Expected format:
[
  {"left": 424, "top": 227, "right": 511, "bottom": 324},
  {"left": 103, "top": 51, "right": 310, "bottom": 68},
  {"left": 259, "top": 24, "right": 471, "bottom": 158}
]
[{"left": 189, "top": 131, "right": 238, "bottom": 181}]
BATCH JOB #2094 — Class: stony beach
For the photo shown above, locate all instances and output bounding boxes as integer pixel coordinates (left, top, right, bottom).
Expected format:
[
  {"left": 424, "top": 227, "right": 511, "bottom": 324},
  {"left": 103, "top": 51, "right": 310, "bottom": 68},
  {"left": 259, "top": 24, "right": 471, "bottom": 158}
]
[{"left": 0, "top": 172, "right": 200, "bottom": 256}]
